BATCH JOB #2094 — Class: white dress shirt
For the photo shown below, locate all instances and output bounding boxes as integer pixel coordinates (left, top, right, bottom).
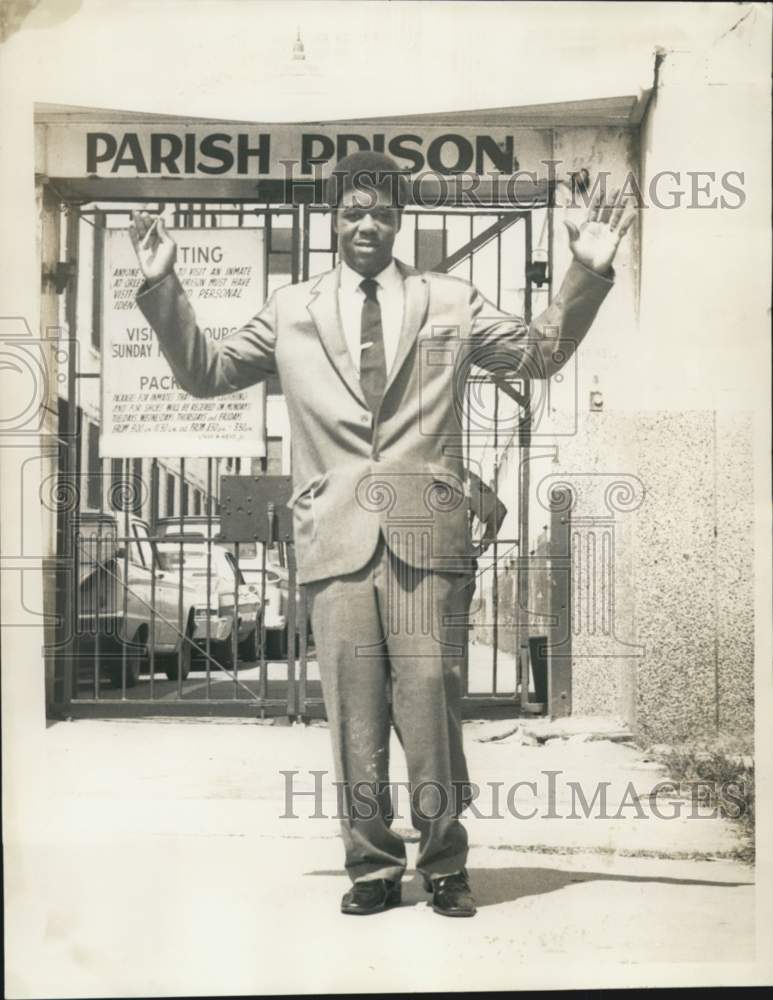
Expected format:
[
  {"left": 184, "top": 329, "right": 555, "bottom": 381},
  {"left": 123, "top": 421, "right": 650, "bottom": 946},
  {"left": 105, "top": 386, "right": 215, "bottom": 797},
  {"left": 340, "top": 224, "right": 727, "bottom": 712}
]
[{"left": 338, "top": 258, "right": 405, "bottom": 375}]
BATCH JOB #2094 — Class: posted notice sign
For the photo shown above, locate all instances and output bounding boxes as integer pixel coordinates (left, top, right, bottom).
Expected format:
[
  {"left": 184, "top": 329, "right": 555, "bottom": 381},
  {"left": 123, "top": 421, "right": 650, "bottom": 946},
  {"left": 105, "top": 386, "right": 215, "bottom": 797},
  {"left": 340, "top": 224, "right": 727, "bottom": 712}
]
[{"left": 101, "top": 227, "right": 266, "bottom": 458}]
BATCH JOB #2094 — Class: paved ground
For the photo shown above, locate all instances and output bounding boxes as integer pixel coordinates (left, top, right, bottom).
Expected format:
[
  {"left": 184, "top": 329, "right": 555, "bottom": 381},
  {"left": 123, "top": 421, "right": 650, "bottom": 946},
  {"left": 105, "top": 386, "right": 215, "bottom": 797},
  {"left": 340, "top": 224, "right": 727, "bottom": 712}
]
[
  {"left": 72, "top": 643, "right": 520, "bottom": 701},
  {"left": 4, "top": 716, "right": 761, "bottom": 997}
]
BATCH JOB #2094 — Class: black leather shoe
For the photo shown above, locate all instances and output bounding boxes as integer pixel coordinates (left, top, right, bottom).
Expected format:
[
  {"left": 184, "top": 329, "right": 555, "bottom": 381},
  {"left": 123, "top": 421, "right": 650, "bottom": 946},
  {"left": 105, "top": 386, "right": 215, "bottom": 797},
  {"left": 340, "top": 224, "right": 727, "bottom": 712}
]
[
  {"left": 425, "top": 870, "right": 477, "bottom": 917},
  {"left": 341, "top": 879, "right": 401, "bottom": 915}
]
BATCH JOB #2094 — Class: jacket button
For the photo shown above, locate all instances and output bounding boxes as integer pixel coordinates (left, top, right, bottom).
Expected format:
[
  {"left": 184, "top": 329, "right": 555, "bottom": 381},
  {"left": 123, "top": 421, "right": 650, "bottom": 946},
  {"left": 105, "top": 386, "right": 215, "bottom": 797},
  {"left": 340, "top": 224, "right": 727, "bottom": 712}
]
[{"left": 360, "top": 414, "right": 370, "bottom": 425}]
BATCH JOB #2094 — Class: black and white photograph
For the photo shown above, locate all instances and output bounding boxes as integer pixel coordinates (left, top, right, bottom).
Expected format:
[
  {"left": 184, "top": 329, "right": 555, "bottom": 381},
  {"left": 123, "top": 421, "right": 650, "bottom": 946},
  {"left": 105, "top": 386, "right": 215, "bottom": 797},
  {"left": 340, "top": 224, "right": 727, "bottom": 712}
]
[{"left": 1, "top": 1, "right": 771, "bottom": 995}]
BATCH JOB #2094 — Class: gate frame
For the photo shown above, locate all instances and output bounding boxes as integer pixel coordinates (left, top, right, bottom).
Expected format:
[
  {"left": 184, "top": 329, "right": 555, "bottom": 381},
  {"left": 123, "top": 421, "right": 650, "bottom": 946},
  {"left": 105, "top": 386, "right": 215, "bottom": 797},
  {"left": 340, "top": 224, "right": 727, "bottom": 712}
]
[{"left": 49, "top": 188, "right": 562, "bottom": 722}]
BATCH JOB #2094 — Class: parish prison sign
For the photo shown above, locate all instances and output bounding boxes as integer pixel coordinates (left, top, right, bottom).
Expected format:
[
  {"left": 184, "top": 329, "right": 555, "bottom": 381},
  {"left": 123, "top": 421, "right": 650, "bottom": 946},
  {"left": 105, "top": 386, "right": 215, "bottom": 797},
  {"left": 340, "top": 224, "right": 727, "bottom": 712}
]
[{"left": 38, "top": 122, "right": 552, "bottom": 182}]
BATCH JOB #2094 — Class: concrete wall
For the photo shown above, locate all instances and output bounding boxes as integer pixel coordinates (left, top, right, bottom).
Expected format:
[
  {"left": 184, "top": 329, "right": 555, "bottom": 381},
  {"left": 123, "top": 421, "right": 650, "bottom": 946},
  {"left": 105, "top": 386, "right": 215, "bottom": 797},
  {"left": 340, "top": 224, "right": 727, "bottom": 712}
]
[
  {"left": 631, "top": 410, "right": 755, "bottom": 742},
  {"left": 631, "top": 18, "right": 767, "bottom": 741}
]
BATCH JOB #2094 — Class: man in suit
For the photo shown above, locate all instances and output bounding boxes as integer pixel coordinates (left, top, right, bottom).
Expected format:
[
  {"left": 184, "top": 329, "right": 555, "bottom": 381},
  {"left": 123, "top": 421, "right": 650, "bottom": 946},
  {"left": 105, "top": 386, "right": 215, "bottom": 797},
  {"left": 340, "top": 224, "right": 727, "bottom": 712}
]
[{"left": 130, "top": 151, "right": 634, "bottom": 917}]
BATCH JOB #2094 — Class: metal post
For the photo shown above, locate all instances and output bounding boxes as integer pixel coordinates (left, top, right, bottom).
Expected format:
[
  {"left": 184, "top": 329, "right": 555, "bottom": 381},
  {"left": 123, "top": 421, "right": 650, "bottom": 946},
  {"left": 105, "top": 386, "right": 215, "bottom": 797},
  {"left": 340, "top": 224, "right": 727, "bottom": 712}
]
[
  {"left": 517, "top": 212, "right": 534, "bottom": 709},
  {"left": 232, "top": 540, "right": 241, "bottom": 697},
  {"left": 548, "top": 495, "right": 573, "bottom": 718},
  {"left": 297, "top": 581, "right": 308, "bottom": 718},
  {"left": 492, "top": 388, "right": 499, "bottom": 695},
  {"left": 258, "top": 529, "right": 268, "bottom": 708},
  {"left": 177, "top": 457, "right": 185, "bottom": 698},
  {"left": 149, "top": 463, "right": 157, "bottom": 700},
  {"left": 291, "top": 205, "right": 300, "bottom": 285},
  {"left": 286, "top": 544, "right": 298, "bottom": 719},
  {"left": 205, "top": 459, "right": 213, "bottom": 698},
  {"left": 61, "top": 204, "right": 80, "bottom": 708},
  {"left": 121, "top": 461, "right": 130, "bottom": 698}
]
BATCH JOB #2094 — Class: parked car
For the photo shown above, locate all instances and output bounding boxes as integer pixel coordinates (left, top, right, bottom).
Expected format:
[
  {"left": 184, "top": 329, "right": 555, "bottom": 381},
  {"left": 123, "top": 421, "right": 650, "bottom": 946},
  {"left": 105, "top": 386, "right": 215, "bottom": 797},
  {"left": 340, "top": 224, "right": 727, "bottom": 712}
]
[
  {"left": 156, "top": 515, "right": 221, "bottom": 542},
  {"left": 213, "top": 548, "right": 312, "bottom": 660},
  {"left": 156, "top": 516, "right": 302, "bottom": 661},
  {"left": 76, "top": 512, "right": 198, "bottom": 687},
  {"left": 156, "top": 533, "right": 261, "bottom": 667},
  {"left": 236, "top": 556, "right": 288, "bottom": 659}
]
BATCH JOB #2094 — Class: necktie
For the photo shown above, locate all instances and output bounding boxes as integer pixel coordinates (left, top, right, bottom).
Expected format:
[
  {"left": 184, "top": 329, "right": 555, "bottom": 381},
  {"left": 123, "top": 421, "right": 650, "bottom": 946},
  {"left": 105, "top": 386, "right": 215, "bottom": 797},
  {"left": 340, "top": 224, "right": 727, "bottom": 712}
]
[{"left": 359, "top": 278, "right": 388, "bottom": 413}]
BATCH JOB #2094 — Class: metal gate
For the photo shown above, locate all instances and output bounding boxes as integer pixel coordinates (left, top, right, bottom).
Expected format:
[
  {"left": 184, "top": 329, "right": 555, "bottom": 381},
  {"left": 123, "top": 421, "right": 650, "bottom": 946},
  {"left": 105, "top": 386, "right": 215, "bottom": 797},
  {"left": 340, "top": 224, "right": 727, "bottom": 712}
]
[{"left": 52, "top": 197, "right": 554, "bottom": 720}]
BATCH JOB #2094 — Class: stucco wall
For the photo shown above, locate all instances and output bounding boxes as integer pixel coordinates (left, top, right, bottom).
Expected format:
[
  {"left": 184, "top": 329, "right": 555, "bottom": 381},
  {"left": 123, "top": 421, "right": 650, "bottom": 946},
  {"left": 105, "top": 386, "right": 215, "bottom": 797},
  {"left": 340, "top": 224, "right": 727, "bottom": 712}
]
[{"left": 631, "top": 24, "right": 765, "bottom": 741}]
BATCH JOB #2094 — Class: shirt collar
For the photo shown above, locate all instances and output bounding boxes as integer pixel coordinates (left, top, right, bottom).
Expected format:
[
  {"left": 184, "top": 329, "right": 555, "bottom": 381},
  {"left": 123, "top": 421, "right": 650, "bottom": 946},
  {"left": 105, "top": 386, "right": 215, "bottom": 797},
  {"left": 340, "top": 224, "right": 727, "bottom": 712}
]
[{"left": 339, "top": 258, "right": 403, "bottom": 296}]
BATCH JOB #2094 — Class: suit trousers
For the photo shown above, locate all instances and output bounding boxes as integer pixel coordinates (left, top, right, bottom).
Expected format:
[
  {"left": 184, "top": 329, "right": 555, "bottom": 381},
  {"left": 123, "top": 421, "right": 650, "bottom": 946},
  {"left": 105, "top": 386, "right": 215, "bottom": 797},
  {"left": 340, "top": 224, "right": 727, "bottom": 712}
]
[{"left": 306, "top": 532, "right": 472, "bottom": 883}]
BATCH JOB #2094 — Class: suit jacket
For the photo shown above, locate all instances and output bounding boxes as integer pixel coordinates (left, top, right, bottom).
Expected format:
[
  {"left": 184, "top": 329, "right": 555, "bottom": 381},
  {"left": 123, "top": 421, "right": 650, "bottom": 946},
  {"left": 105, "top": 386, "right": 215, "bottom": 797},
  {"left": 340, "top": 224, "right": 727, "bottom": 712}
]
[{"left": 137, "top": 258, "right": 612, "bottom": 584}]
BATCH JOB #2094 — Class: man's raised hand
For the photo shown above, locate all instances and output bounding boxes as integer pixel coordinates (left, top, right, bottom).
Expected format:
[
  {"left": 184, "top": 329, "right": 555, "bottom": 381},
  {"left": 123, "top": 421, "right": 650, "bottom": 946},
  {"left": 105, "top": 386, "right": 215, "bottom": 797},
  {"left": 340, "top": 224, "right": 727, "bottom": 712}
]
[
  {"left": 564, "top": 188, "right": 636, "bottom": 276},
  {"left": 129, "top": 210, "right": 177, "bottom": 284}
]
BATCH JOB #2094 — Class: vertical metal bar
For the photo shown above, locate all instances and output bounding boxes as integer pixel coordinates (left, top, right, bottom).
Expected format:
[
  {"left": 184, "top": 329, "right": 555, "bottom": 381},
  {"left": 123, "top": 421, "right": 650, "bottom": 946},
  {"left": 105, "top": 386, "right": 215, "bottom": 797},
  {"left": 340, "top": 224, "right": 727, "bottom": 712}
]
[
  {"left": 516, "top": 212, "right": 534, "bottom": 706},
  {"left": 301, "top": 204, "right": 310, "bottom": 281},
  {"left": 66, "top": 504, "right": 80, "bottom": 698},
  {"left": 149, "top": 459, "right": 159, "bottom": 530},
  {"left": 259, "top": 534, "right": 268, "bottom": 705},
  {"left": 517, "top": 396, "right": 532, "bottom": 710},
  {"left": 232, "top": 541, "right": 240, "bottom": 697},
  {"left": 542, "top": 206, "right": 555, "bottom": 428},
  {"left": 548, "top": 496, "right": 572, "bottom": 718},
  {"left": 91, "top": 219, "right": 108, "bottom": 700},
  {"left": 93, "top": 446, "right": 107, "bottom": 702},
  {"left": 496, "top": 218, "right": 502, "bottom": 309},
  {"left": 121, "top": 459, "right": 130, "bottom": 699},
  {"left": 291, "top": 206, "right": 300, "bottom": 285},
  {"left": 297, "top": 582, "right": 308, "bottom": 718},
  {"left": 463, "top": 379, "right": 471, "bottom": 698},
  {"left": 468, "top": 215, "right": 474, "bottom": 283},
  {"left": 148, "top": 458, "right": 158, "bottom": 697},
  {"left": 205, "top": 459, "right": 213, "bottom": 698},
  {"left": 329, "top": 208, "right": 337, "bottom": 268},
  {"left": 177, "top": 457, "right": 185, "bottom": 698},
  {"left": 91, "top": 209, "right": 106, "bottom": 353},
  {"left": 492, "top": 387, "right": 499, "bottom": 695},
  {"left": 75, "top": 410, "right": 85, "bottom": 701},
  {"left": 62, "top": 205, "right": 80, "bottom": 707},
  {"left": 547, "top": 203, "right": 554, "bottom": 304},
  {"left": 286, "top": 544, "right": 298, "bottom": 719},
  {"left": 524, "top": 213, "right": 533, "bottom": 328},
  {"left": 93, "top": 495, "right": 101, "bottom": 701},
  {"left": 262, "top": 210, "right": 271, "bottom": 300}
]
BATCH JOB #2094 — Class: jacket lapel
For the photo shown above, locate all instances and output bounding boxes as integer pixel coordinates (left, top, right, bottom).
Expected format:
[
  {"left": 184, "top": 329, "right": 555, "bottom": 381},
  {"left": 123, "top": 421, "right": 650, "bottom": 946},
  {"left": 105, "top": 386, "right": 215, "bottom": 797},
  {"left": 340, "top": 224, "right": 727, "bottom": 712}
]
[
  {"left": 383, "top": 261, "right": 429, "bottom": 398},
  {"left": 306, "top": 266, "right": 367, "bottom": 407}
]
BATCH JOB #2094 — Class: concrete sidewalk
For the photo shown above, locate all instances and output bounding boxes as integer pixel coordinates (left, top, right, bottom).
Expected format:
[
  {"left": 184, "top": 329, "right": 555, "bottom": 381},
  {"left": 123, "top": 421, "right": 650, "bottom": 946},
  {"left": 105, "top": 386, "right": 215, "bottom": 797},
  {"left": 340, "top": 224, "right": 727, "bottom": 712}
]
[{"left": 5, "top": 717, "right": 758, "bottom": 996}]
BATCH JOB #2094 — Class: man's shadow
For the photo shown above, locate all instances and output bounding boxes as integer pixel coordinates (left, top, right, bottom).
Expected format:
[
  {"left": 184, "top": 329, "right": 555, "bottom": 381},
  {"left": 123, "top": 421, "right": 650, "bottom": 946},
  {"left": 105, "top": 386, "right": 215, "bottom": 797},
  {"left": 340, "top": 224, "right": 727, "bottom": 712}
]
[{"left": 309, "top": 866, "right": 751, "bottom": 908}]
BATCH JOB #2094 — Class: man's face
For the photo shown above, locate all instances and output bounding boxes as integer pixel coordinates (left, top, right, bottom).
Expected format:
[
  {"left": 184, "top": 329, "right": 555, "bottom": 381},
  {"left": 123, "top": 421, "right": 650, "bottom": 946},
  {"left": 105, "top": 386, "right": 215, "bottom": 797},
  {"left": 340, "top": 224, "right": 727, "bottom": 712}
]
[{"left": 334, "top": 185, "right": 401, "bottom": 277}]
